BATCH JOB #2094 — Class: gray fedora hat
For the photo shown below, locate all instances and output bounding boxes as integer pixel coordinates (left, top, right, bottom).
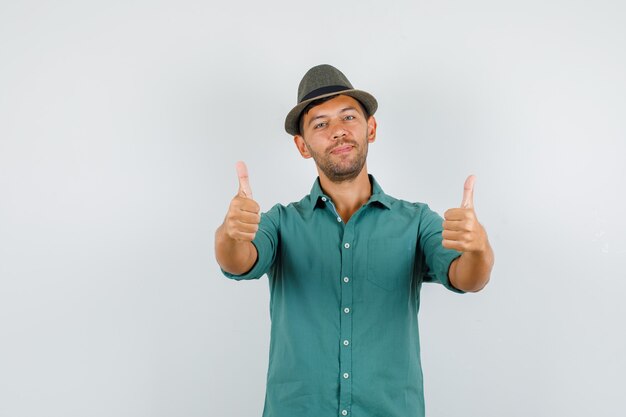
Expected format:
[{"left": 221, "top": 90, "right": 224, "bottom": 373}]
[{"left": 284, "top": 64, "right": 378, "bottom": 136}]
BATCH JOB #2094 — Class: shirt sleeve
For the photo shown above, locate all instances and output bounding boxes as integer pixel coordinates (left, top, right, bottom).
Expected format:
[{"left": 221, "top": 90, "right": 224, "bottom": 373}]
[
  {"left": 220, "top": 203, "right": 280, "bottom": 281},
  {"left": 417, "top": 203, "right": 465, "bottom": 294}
]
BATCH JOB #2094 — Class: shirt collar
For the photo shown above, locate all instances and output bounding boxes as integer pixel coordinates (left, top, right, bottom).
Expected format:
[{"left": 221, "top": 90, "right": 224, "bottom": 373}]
[{"left": 308, "top": 174, "right": 392, "bottom": 211}]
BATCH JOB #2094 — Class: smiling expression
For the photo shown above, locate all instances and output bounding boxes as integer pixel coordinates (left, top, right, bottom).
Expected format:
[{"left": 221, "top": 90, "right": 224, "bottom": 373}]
[{"left": 294, "top": 95, "right": 377, "bottom": 183}]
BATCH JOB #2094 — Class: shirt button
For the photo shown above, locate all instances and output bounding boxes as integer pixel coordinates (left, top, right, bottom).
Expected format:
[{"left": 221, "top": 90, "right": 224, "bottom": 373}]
[
  {"left": 337, "top": 216, "right": 342, "bottom": 222},
  {"left": 343, "top": 277, "right": 349, "bottom": 283},
  {"left": 321, "top": 197, "right": 327, "bottom": 202},
  {"left": 344, "top": 307, "right": 350, "bottom": 314},
  {"left": 341, "top": 411, "right": 348, "bottom": 416},
  {"left": 343, "top": 372, "right": 350, "bottom": 379},
  {"left": 344, "top": 243, "right": 350, "bottom": 249},
  {"left": 343, "top": 339, "right": 350, "bottom": 346}
]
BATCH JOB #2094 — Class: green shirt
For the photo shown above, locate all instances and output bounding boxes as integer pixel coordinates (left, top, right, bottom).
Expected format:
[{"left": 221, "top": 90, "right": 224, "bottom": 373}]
[{"left": 222, "top": 175, "right": 464, "bottom": 417}]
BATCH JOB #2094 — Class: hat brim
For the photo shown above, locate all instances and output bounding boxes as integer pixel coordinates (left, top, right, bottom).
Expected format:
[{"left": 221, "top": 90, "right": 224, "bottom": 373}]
[{"left": 284, "top": 89, "right": 378, "bottom": 136}]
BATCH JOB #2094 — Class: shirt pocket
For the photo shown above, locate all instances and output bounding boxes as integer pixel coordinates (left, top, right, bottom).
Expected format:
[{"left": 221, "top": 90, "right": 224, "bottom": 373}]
[{"left": 366, "top": 238, "right": 414, "bottom": 291}]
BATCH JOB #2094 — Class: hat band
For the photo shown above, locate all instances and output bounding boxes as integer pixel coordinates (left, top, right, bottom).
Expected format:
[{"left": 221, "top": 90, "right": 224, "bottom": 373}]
[{"left": 300, "top": 85, "right": 351, "bottom": 102}]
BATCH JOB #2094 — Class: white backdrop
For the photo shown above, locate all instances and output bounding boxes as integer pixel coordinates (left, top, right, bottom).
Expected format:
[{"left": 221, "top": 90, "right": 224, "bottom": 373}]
[{"left": 1, "top": 1, "right": 625, "bottom": 416}]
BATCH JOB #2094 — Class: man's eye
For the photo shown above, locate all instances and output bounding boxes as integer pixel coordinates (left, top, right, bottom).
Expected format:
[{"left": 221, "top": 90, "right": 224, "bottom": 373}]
[
  {"left": 344, "top": 115, "right": 355, "bottom": 120},
  {"left": 314, "top": 122, "right": 327, "bottom": 129}
]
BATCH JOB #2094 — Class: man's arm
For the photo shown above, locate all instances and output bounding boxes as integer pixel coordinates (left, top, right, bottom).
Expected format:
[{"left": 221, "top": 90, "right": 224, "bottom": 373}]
[
  {"left": 448, "top": 243, "right": 494, "bottom": 292},
  {"left": 442, "top": 175, "right": 494, "bottom": 292},
  {"left": 215, "top": 161, "right": 261, "bottom": 275},
  {"left": 215, "top": 226, "right": 258, "bottom": 275}
]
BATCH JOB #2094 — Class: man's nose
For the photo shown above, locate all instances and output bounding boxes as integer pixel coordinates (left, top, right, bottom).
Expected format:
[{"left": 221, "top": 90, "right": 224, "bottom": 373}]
[{"left": 330, "top": 120, "right": 347, "bottom": 140}]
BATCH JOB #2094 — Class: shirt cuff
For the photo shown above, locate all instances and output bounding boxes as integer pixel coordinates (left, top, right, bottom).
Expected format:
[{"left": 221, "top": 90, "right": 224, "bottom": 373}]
[
  {"left": 438, "top": 250, "right": 465, "bottom": 294},
  {"left": 220, "top": 241, "right": 265, "bottom": 281}
]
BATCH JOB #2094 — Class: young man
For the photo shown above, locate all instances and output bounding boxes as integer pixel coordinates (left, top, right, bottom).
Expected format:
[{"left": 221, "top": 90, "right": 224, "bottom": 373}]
[{"left": 215, "top": 64, "right": 494, "bottom": 417}]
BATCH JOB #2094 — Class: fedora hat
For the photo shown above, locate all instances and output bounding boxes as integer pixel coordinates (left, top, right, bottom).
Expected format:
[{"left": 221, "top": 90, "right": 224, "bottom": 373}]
[{"left": 284, "top": 64, "right": 378, "bottom": 136}]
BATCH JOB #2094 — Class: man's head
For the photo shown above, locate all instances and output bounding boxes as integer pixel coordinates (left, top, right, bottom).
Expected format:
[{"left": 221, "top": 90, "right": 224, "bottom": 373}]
[
  {"left": 294, "top": 94, "right": 377, "bottom": 183},
  {"left": 285, "top": 65, "right": 378, "bottom": 183}
]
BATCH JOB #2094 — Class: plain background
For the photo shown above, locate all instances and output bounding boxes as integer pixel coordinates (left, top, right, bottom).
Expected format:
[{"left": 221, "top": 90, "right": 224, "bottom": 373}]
[{"left": 1, "top": 1, "right": 625, "bottom": 416}]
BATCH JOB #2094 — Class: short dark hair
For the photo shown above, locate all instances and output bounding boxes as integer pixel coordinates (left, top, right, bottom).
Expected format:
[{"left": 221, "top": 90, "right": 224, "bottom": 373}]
[{"left": 297, "top": 94, "right": 370, "bottom": 136}]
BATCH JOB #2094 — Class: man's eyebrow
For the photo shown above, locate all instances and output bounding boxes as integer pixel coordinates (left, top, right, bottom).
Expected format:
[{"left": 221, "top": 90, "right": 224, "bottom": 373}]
[
  {"left": 308, "top": 107, "right": 359, "bottom": 127},
  {"left": 308, "top": 114, "right": 327, "bottom": 127}
]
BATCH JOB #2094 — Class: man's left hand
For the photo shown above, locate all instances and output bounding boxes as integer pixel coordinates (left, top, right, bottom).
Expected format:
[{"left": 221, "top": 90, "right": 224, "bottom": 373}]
[{"left": 442, "top": 175, "right": 489, "bottom": 253}]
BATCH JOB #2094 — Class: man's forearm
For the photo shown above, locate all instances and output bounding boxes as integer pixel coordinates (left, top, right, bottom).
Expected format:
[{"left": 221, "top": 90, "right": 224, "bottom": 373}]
[
  {"left": 215, "top": 224, "right": 258, "bottom": 275},
  {"left": 449, "top": 244, "right": 494, "bottom": 292}
]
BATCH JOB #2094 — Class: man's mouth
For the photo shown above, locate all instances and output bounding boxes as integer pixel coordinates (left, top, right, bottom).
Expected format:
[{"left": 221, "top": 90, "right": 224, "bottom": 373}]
[{"left": 330, "top": 144, "right": 354, "bottom": 154}]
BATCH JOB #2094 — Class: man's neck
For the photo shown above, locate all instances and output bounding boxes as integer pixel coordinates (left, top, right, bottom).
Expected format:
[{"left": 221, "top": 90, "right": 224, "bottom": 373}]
[{"left": 318, "top": 166, "right": 372, "bottom": 223}]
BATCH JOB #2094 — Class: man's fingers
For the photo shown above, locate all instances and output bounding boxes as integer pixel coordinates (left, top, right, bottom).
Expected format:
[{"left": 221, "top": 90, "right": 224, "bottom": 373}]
[
  {"left": 442, "top": 219, "right": 468, "bottom": 231},
  {"left": 225, "top": 161, "right": 260, "bottom": 243},
  {"left": 236, "top": 161, "right": 253, "bottom": 198},
  {"left": 232, "top": 195, "right": 261, "bottom": 215},
  {"left": 442, "top": 239, "right": 464, "bottom": 251},
  {"left": 461, "top": 175, "right": 476, "bottom": 209},
  {"left": 444, "top": 208, "right": 472, "bottom": 221},
  {"left": 233, "top": 220, "right": 259, "bottom": 234},
  {"left": 442, "top": 230, "right": 470, "bottom": 241},
  {"left": 235, "top": 210, "right": 261, "bottom": 224},
  {"left": 230, "top": 231, "right": 257, "bottom": 242}
]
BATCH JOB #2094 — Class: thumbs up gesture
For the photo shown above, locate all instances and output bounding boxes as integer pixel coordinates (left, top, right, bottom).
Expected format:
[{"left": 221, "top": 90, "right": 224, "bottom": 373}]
[
  {"left": 442, "top": 175, "right": 488, "bottom": 253},
  {"left": 222, "top": 161, "right": 261, "bottom": 242}
]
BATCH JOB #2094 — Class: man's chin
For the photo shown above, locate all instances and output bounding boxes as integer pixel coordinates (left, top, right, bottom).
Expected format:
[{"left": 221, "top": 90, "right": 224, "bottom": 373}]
[{"left": 324, "top": 165, "right": 365, "bottom": 183}]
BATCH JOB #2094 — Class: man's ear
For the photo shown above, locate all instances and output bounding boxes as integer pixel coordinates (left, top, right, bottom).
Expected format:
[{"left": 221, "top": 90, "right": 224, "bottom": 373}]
[
  {"left": 294, "top": 135, "right": 312, "bottom": 159},
  {"left": 367, "top": 116, "right": 377, "bottom": 143}
]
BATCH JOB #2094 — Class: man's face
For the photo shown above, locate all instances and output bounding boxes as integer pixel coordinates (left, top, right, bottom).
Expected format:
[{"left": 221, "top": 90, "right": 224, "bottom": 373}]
[{"left": 294, "top": 95, "right": 377, "bottom": 183}]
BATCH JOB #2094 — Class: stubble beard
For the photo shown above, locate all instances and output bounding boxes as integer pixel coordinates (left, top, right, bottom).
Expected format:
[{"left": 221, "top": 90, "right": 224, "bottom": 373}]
[{"left": 306, "top": 137, "right": 369, "bottom": 183}]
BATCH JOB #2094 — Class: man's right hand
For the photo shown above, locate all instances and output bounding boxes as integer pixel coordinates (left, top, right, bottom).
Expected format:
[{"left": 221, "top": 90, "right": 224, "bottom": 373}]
[{"left": 222, "top": 161, "right": 261, "bottom": 242}]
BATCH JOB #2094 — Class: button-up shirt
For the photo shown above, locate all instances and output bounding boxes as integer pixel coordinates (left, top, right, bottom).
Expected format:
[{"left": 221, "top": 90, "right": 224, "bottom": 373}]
[{"left": 222, "top": 175, "right": 464, "bottom": 417}]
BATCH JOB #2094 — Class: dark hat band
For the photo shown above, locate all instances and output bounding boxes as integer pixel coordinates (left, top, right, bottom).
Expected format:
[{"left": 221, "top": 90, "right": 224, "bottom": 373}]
[{"left": 300, "top": 85, "right": 351, "bottom": 102}]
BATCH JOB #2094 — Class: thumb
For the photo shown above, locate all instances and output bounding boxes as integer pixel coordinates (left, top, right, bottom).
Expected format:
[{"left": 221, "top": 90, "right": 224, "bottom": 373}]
[
  {"left": 461, "top": 175, "right": 476, "bottom": 208},
  {"left": 236, "top": 161, "right": 253, "bottom": 198}
]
